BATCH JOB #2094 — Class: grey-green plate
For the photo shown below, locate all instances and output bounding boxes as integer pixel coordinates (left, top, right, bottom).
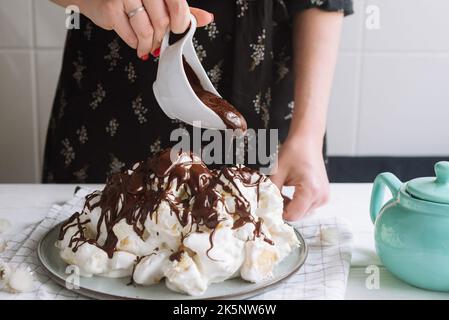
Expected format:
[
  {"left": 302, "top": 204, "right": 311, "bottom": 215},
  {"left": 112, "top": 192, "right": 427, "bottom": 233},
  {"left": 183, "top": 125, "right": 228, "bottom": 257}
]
[{"left": 38, "top": 223, "right": 307, "bottom": 300}]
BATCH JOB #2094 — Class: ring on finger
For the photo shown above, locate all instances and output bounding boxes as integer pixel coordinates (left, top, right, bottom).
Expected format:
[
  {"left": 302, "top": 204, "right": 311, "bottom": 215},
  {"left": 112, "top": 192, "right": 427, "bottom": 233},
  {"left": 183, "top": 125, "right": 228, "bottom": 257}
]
[{"left": 127, "top": 6, "right": 145, "bottom": 19}]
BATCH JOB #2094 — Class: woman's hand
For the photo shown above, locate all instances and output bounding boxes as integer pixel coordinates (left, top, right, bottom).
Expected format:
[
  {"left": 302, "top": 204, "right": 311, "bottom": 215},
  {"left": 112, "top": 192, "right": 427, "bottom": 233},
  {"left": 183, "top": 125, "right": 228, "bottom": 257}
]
[
  {"left": 76, "top": 0, "right": 213, "bottom": 58},
  {"left": 270, "top": 135, "right": 330, "bottom": 221}
]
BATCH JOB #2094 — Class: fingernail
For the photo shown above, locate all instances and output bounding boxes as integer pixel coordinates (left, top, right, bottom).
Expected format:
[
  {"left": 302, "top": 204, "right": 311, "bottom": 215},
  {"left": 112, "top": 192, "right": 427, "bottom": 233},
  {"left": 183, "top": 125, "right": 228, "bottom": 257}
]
[
  {"left": 140, "top": 54, "right": 149, "bottom": 61},
  {"left": 151, "top": 47, "right": 160, "bottom": 57},
  {"left": 210, "top": 13, "right": 214, "bottom": 22}
]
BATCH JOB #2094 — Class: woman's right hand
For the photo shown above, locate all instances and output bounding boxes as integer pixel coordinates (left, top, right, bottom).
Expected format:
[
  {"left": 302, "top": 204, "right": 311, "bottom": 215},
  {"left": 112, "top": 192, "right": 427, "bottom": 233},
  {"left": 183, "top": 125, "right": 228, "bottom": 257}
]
[{"left": 77, "top": 0, "right": 213, "bottom": 59}]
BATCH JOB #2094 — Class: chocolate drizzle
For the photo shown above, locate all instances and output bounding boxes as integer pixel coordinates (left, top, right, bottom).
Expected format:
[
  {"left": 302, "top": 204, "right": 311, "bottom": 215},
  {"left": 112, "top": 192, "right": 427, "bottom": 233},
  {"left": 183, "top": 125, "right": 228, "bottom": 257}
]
[
  {"left": 59, "top": 211, "right": 94, "bottom": 251},
  {"left": 183, "top": 57, "right": 247, "bottom": 131},
  {"left": 219, "top": 166, "right": 273, "bottom": 245},
  {"left": 59, "top": 148, "right": 273, "bottom": 261},
  {"left": 169, "top": 250, "right": 184, "bottom": 262}
]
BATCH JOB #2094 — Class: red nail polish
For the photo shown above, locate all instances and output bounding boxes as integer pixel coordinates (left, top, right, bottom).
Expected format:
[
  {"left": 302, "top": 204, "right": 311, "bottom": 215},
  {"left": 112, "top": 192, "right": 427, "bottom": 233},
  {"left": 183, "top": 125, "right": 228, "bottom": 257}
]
[
  {"left": 140, "top": 54, "right": 149, "bottom": 61},
  {"left": 152, "top": 47, "right": 161, "bottom": 57}
]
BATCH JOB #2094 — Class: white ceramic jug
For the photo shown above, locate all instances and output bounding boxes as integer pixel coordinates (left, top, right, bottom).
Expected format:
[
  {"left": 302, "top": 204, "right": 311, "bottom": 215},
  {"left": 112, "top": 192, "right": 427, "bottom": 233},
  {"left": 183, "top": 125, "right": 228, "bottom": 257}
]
[{"left": 153, "top": 14, "right": 227, "bottom": 130}]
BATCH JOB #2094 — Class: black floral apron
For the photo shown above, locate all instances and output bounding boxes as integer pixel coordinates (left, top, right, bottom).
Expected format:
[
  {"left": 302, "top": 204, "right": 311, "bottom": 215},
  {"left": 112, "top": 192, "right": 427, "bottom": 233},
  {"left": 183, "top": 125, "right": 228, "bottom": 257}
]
[{"left": 43, "top": 0, "right": 353, "bottom": 183}]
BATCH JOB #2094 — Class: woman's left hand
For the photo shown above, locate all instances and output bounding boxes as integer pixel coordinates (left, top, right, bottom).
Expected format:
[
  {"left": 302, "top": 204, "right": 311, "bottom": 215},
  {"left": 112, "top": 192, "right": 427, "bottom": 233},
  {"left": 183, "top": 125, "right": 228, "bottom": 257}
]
[{"left": 270, "top": 135, "right": 330, "bottom": 221}]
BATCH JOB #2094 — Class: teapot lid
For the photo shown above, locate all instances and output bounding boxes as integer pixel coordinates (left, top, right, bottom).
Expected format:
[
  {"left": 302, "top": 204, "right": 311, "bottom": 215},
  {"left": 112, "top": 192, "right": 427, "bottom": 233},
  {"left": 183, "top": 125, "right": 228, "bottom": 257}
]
[{"left": 406, "top": 161, "right": 449, "bottom": 205}]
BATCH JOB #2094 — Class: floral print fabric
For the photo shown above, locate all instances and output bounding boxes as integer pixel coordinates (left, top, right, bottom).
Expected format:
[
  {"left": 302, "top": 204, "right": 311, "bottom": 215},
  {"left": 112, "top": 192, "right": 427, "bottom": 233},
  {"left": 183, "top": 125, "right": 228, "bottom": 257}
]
[{"left": 43, "top": 0, "right": 352, "bottom": 183}]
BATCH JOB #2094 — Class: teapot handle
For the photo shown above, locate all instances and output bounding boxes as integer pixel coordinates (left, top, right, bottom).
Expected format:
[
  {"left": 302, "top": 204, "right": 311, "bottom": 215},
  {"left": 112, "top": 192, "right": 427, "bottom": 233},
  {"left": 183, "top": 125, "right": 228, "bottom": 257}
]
[{"left": 370, "top": 173, "right": 402, "bottom": 224}]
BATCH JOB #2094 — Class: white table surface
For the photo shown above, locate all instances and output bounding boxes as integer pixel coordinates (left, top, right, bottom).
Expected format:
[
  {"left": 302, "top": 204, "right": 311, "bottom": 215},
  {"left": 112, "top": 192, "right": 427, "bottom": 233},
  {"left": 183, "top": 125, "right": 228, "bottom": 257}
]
[{"left": 1, "top": 183, "right": 448, "bottom": 300}]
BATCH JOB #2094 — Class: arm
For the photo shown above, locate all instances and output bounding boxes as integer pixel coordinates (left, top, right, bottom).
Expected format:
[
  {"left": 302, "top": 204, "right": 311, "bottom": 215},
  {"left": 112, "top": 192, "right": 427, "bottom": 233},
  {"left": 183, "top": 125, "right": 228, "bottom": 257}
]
[{"left": 271, "top": 8, "right": 343, "bottom": 220}]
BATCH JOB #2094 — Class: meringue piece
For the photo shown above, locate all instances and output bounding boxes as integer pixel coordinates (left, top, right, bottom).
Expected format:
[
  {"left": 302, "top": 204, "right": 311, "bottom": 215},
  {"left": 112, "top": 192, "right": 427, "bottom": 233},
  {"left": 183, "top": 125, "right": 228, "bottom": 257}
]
[
  {"left": 256, "top": 180, "right": 284, "bottom": 226},
  {"left": 7, "top": 266, "right": 35, "bottom": 293},
  {"left": 240, "top": 239, "right": 280, "bottom": 283},
  {"left": 133, "top": 250, "right": 170, "bottom": 285},
  {"left": 59, "top": 247, "right": 76, "bottom": 266},
  {"left": 61, "top": 243, "right": 109, "bottom": 277},
  {"left": 265, "top": 222, "right": 299, "bottom": 260},
  {"left": 272, "top": 233, "right": 299, "bottom": 260},
  {"left": 183, "top": 225, "right": 245, "bottom": 284},
  {"left": 113, "top": 219, "right": 156, "bottom": 256},
  {"left": 254, "top": 179, "right": 301, "bottom": 259},
  {"left": 100, "top": 251, "right": 137, "bottom": 278},
  {"left": 164, "top": 252, "right": 207, "bottom": 296},
  {"left": 144, "top": 200, "right": 184, "bottom": 251},
  {"left": 0, "top": 218, "right": 11, "bottom": 234},
  {"left": 320, "top": 226, "right": 340, "bottom": 245},
  {"left": 232, "top": 221, "right": 256, "bottom": 242}
]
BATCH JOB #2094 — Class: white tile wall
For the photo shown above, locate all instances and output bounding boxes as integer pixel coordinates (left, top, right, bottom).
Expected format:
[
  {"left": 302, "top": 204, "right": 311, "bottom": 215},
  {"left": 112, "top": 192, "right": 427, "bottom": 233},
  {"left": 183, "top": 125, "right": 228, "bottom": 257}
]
[
  {"left": 0, "top": 51, "right": 37, "bottom": 182},
  {"left": 0, "top": 0, "right": 33, "bottom": 48},
  {"left": 364, "top": 0, "right": 449, "bottom": 52},
  {"left": 339, "top": 0, "right": 364, "bottom": 52},
  {"left": 329, "top": 0, "right": 449, "bottom": 156},
  {"left": 357, "top": 53, "right": 449, "bottom": 156},
  {"left": 1, "top": 0, "right": 449, "bottom": 182},
  {"left": 34, "top": 0, "right": 67, "bottom": 48},
  {"left": 35, "top": 50, "right": 63, "bottom": 159},
  {"left": 0, "top": 1, "right": 66, "bottom": 183},
  {"left": 327, "top": 53, "right": 360, "bottom": 156}
]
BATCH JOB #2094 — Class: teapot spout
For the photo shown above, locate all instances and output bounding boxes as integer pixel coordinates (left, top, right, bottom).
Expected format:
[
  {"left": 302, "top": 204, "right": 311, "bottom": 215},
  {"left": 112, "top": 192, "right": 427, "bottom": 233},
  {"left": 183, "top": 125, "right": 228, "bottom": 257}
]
[{"left": 370, "top": 173, "right": 402, "bottom": 224}]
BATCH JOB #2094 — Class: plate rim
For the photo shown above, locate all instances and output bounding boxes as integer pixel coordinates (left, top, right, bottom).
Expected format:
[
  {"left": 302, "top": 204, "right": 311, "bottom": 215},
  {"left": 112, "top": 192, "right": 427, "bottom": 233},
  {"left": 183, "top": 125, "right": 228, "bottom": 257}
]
[{"left": 37, "top": 222, "right": 308, "bottom": 300}]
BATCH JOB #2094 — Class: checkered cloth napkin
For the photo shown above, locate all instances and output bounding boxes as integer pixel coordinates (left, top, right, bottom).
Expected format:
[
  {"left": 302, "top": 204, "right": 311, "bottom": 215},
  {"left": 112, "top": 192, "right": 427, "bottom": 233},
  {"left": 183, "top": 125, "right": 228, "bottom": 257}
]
[{"left": 0, "top": 188, "right": 353, "bottom": 300}]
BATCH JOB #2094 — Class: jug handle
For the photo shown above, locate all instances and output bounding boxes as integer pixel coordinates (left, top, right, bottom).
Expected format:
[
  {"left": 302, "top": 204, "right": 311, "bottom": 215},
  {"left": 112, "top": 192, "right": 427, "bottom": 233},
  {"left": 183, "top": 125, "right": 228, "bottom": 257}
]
[
  {"left": 160, "top": 14, "right": 197, "bottom": 56},
  {"left": 370, "top": 173, "right": 402, "bottom": 224}
]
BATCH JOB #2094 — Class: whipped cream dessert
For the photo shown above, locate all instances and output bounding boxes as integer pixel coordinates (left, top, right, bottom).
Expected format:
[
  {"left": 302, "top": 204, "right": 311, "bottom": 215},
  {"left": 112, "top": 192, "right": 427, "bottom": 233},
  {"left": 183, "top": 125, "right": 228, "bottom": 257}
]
[{"left": 56, "top": 149, "right": 299, "bottom": 296}]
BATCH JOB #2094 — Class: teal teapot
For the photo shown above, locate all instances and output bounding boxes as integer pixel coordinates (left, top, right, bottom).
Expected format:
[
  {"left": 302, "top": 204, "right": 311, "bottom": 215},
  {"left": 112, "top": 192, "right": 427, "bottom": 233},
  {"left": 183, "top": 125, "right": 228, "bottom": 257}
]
[{"left": 370, "top": 161, "right": 449, "bottom": 291}]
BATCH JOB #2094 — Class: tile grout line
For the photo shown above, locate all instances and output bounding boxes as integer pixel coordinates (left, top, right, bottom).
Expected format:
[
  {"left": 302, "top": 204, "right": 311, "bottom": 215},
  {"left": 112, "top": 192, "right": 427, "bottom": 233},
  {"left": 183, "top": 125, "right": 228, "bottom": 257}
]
[
  {"left": 30, "top": 0, "right": 41, "bottom": 183},
  {"left": 353, "top": 0, "right": 367, "bottom": 156}
]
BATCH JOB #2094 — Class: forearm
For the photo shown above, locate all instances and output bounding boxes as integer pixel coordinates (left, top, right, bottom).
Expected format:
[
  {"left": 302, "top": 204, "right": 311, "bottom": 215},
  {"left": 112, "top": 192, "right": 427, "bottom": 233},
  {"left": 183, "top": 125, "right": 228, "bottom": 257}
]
[{"left": 288, "top": 8, "right": 343, "bottom": 146}]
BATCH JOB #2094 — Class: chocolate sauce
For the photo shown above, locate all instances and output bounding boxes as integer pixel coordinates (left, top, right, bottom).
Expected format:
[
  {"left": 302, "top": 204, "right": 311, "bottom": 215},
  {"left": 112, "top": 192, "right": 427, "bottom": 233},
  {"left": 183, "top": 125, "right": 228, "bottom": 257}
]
[
  {"left": 219, "top": 166, "right": 271, "bottom": 243},
  {"left": 59, "top": 211, "right": 95, "bottom": 252},
  {"left": 59, "top": 148, "right": 274, "bottom": 262},
  {"left": 169, "top": 250, "right": 184, "bottom": 262},
  {"left": 182, "top": 57, "right": 247, "bottom": 131}
]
